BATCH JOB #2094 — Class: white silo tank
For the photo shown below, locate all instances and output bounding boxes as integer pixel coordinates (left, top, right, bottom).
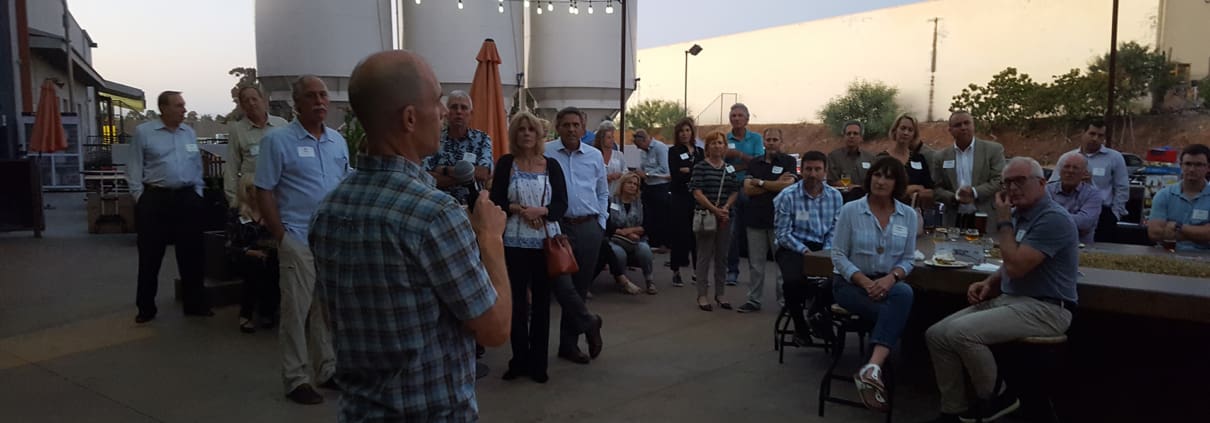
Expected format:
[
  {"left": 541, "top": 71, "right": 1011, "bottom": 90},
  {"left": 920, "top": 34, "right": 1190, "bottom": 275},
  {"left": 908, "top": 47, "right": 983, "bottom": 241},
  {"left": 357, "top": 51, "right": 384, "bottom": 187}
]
[
  {"left": 528, "top": 0, "right": 637, "bottom": 125},
  {"left": 254, "top": 0, "right": 392, "bottom": 124},
  {"left": 400, "top": 0, "right": 524, "bottom": 103}
]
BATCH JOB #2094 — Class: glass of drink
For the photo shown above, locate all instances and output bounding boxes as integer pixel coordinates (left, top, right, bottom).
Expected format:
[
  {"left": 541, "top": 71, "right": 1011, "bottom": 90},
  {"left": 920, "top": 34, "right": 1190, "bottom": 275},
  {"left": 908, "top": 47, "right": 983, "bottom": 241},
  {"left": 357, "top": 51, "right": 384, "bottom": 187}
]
[
  {"left": 947, "top": 227, "right": 961, "bottom": 242},
  {"left": 1161, "top": 239, "right": 1177, "bottom": 252},
  {"left": 963, "top": 228, "right": 981, "bottom": 242},
  {"left": 973, "top": 212, "right": 988, "bottom": 234},
  {"left": 933, "top": 227, "right": 947, "bottom": 242},
  {"left": 839, "top": 173, "right": 851, "bottom": 188}
]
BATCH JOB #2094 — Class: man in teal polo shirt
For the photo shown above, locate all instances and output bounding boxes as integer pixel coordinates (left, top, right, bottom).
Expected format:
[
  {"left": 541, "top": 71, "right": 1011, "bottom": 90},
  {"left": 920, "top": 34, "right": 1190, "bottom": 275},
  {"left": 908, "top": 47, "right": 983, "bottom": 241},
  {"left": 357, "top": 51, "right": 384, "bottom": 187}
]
[
  {"left": 724, "top": 103, "right": 764, "bottom": 285},
  {"left": 1147, "top": 143, "right": 1210, "bottom": 252}
]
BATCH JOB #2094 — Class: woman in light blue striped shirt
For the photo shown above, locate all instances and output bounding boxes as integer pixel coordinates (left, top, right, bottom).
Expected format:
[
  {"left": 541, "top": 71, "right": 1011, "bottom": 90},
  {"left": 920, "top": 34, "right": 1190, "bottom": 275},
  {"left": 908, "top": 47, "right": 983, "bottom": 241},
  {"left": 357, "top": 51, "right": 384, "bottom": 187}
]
[{"left": 830, "top": 156, "right": 918, "bottom": 412}]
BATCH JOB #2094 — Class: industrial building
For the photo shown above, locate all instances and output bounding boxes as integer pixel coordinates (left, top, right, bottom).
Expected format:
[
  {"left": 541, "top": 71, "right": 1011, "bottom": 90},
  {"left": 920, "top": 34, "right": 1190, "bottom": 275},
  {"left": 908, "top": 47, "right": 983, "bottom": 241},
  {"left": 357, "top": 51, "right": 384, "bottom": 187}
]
[{"left": 254, "top": 0, "right": 637, "bottom": 126}]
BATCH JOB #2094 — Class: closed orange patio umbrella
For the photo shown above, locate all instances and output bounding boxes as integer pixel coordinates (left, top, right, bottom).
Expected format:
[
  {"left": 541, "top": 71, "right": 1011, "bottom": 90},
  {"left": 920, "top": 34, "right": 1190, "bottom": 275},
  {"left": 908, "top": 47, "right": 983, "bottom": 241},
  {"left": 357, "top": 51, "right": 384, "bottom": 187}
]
[
  {"left": 29, "top": 79, "right": 68, "bottom": 155},
  {"left": 469, "top": 38, "right": 509, "bottom": 162}
]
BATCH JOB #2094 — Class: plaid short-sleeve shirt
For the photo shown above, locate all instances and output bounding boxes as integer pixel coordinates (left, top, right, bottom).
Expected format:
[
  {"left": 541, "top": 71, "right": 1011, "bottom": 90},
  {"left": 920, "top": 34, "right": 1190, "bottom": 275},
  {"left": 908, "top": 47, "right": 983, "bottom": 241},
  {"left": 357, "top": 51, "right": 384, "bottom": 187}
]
[{"left": 310, "top": 154, "right": 497, "bottom": 422}]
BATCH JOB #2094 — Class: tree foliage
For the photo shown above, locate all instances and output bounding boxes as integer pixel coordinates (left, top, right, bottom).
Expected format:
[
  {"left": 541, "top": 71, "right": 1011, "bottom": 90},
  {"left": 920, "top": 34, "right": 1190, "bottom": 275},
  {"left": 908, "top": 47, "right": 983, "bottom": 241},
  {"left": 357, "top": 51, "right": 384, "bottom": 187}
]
[
  {"left": 340, "top": 110, "right": 366, "bottom": 169},
  {"left": 951, "top": 42, "right": 1176, "bottom": 130},
  {"left": 818, "top": 80, "right": 899, "bottom": 140},
  {"left": 625, "top": 99, "right": 684, "bottom": 139}
]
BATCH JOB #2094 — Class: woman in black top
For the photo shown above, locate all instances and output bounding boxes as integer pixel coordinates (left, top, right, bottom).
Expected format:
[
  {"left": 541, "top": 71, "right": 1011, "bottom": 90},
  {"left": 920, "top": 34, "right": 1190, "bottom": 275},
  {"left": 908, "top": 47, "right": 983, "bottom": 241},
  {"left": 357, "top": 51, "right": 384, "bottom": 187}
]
[
  {"left": 667, "top": 117, "right": 704, "bottom": 287},
  {"left": 227, "top": 175, "right": 279, "bottom": 333},
  {"left": 877, "top": 113, "right": 934, "bottom": 206}
]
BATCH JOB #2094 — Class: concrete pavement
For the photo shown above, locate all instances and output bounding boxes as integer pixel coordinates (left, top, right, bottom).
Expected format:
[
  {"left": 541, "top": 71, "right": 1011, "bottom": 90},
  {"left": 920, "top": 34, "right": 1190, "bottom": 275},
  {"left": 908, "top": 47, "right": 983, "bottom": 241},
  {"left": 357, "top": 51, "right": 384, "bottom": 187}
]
[{"left": 0, "top": 193, "right": 956, "bottom": 422}]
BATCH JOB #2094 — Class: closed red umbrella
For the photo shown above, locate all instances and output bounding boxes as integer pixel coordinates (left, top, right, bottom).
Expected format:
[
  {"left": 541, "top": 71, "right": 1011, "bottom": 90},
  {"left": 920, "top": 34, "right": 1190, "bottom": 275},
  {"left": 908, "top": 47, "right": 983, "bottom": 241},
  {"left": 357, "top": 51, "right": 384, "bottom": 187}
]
[
  {"left": 29, "top": 79, "right": 68, "bottom": 154},
  {"left": 469, "top": 39, "right": 509, "bottom": 162}
]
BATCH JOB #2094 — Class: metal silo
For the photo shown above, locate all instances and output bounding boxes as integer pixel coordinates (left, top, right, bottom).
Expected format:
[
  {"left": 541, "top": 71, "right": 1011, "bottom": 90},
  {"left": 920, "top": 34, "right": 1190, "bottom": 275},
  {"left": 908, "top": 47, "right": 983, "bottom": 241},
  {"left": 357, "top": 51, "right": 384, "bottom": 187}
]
[
  {"left": 528, "top": 0, "right": 637, "bottom": 125},
  {"left": 400, "top": 0, "right": 524, "bottom": 103},
  {"left": 254, "top": 0, "right": 393, "bottom": 125}
]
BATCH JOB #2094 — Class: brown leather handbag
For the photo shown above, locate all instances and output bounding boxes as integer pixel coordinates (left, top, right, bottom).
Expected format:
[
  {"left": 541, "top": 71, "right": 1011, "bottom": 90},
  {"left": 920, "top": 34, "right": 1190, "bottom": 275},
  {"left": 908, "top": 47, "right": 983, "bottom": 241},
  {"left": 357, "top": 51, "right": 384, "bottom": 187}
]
[{"left": 539, "top": 179, "right": 579, "bottom": 278}]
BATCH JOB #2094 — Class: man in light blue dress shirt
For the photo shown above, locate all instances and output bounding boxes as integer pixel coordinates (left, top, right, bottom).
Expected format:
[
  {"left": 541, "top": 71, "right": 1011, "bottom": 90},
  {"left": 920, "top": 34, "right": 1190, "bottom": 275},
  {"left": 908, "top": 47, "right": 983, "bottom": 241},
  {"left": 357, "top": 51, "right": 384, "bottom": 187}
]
[
  {"left": 1047, "top": 120, "right": 1128, "bottom": 241},
  {"left": 545, "top": 107, "right": 608, "bottom": 364},
  {"left": 127, "top": 91, "right": 210, "bottom": 323},
  {"left": 635, "top": 129, "right": 672, "bottom": 249},
  {"left": 255, "top": 75, "right": 352, "bottom": 405}
]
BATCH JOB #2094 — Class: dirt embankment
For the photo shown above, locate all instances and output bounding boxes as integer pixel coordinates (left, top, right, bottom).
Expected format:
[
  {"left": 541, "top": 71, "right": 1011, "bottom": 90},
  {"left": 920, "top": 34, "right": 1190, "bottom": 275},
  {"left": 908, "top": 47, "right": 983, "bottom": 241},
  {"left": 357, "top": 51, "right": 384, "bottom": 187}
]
[{"left": 681, "top": 112, "right": 1210, "bottom": 166}]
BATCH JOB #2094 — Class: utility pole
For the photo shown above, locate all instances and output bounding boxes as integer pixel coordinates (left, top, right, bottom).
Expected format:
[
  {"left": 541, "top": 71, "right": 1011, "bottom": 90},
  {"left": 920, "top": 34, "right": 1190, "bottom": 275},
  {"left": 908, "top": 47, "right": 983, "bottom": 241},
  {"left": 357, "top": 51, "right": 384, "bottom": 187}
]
[
  {"left": 61, "top": 0, "right": 74, "bottom": 113},
  {"left": 927, "top": 17, "right": 940, "bottom": 122},
  {"left": 1105, "top": 0, "right": 1119, "bottom": 148},
  {"left": 618, "top": 0, "right": 627, "bottom": 151}
]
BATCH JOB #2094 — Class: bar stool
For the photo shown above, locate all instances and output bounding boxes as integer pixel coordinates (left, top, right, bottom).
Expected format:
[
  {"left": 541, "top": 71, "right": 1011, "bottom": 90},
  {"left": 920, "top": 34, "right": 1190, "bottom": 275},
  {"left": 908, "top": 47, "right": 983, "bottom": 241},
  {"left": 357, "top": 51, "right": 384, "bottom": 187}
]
[
  {"left": 773, "top": 276, "right": 831, "bottom": 363},
  {"left": 973, "top": 334, "right": 1069, "bottom": 423},
  {"left": 818, "top": 304, "right": 894, "bottom": 423}
]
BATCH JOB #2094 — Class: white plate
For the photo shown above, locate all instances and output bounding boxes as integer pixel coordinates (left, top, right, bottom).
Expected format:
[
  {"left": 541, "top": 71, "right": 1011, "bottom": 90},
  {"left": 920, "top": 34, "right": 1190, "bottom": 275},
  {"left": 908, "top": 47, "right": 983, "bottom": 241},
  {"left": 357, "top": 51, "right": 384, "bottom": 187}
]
[{"left": 924, "top": 258, "right": 971, "bottom": 268}]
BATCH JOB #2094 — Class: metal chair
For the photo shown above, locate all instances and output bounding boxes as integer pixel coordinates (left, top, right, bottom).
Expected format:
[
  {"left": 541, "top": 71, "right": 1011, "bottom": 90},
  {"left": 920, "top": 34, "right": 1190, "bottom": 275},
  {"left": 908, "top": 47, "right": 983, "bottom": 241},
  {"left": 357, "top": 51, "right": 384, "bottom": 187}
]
[
  {"left": 774, "top": 276, "right": 832, "bottom": 363},
  {"left": 818, "top": 304, "right": 894, "bottom": 423}
]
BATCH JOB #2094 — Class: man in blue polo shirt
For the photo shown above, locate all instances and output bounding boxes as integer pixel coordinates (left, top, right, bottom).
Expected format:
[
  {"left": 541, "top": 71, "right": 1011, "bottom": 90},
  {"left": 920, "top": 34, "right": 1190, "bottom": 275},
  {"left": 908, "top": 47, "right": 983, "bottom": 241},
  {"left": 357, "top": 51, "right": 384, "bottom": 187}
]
[
  {"left": 255, "top": 75, "right": 352, "bottom": 405},
  {"left": 724, "top": 103, "right": 764, "bottom": 285},
  {"left": 1147, "top": 143, "right": 1210, "bottom": 252}
]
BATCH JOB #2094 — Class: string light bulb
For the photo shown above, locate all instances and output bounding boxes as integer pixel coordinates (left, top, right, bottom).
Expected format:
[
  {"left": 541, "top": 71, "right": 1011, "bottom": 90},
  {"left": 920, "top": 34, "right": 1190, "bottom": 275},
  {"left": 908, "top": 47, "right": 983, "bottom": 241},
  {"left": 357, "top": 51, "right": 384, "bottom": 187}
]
[
  {"left": 547, "top": 2, "right": 554, "bottom": 11},
  {"left": 457, "top": 0, "right": 463, "bottom": 9},
  {"left": 588, "top": 4, "right": 593, "bottom": 14},
  {"left": 414, "top": 0, "right": 420, "bottom": 4},
  {"left": 568, "top": 3, "right": 575, "bottom": 14},
  {"left": 498, "top": 0, "right": 504, "bottom": 13},
  {"left": 536, "top": 3, "right": 543, "bottom": 14},
  {"left": 606, "top": 1, "right": 614, "bottom": 14},
  {"left": 523, "top": 0, "right": 530, "bottom": 8}
]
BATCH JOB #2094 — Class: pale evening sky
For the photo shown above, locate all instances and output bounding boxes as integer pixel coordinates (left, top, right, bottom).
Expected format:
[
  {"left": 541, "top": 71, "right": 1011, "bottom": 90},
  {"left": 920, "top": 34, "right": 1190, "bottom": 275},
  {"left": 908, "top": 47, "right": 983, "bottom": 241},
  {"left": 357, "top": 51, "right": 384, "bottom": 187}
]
[{"left": 69, "top": 0, "right": 921, "bottom": 115}]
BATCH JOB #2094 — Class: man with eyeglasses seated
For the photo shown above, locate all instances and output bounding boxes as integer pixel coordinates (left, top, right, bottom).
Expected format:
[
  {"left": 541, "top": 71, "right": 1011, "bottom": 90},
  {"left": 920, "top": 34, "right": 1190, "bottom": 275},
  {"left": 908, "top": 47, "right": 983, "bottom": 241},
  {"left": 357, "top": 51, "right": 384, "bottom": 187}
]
[
  {"left": 920, "top": 157, "right": 1078, "bottom": 423},
  {"left": 1147, "top": 143, "right": 1210, "bottom": 253}
]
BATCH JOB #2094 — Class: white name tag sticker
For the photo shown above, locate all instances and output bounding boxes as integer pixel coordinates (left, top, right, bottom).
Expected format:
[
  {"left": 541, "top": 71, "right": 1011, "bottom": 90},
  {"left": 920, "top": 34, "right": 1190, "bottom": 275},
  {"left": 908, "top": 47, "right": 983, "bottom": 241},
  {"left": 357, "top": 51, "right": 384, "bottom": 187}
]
[
  {"left": 1092, "top": 167, "right": 1106, "bottom": 177},
  {"left": 1193, "top": 209, "right": 1209, "bottom": 220},
  {"left": 249, "top": 145, "right": 260, "bottom": 156},
  {"left": 943, "top": 160, "right": 956, "bottom": 169},
  {"left": 680, "top": 152, "right": 690, "bottom": 160},
  {"left": 462, "top": 152, "right": 477, "bottom": 163},
  {"left": 892, "top": 224, "right": 908, "bottom": 238},
  {"left": 772, "top": 166, "right": 784, "bottom": 174},
  {"left": 185, "top": 144, "right": 199, "bottom": 153},
  {"left": 610, "top": 203, "right": 622, "bottom": 212},
  {"left": 861, "top": 162, "right": 871, "bottom": 169},
  {"left": 298, "top": 146, "right": 316, "bottom": 158},
  {"left": 910, "top": 161, "right": 923, "bottom": 170},
  {"left": 796, "top": 210, "right": 809, "bottom": 221},
  {"left": 725, "top": 165, "right": 735, "bottom": 173},
  {"left": 1016, "top": 229, "right": 1026, "bottom": 242},
  {"left": 728, "top": 143, "right": 737, "bottom": 150}
]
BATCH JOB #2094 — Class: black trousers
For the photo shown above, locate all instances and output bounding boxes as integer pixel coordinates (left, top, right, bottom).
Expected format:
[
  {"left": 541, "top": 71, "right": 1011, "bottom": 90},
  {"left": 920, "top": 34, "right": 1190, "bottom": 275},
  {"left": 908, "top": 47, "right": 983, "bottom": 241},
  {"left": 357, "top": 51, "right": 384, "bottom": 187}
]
[
  {"left": 557, "top": 219, "right": 601, "bottom": 352},
  {"left": 1094, "top": 205, "right": 1118, "bottom": 243},
  {"left": 135, "top": 187, "right": 209, "bottom": 316},
  {"left": 669, "top": 190, "right": 697, "bottom": 270},
  {"left": 505, "top": 247, "right": 553, "bottom": 375},
  {"left": 641, "top": 182, "right": 671, "bottom": 248},
  {"left": 775, "top": 245, "right": 825, "bottom": 335},
  {"left": 236, "top": 253, "right": 280, "bottom": 320}
]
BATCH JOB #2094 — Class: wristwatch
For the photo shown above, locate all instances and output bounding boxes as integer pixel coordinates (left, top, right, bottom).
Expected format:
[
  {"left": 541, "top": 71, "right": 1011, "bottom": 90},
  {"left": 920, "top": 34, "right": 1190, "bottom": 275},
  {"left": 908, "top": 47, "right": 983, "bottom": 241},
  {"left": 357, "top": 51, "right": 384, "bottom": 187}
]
[{"left": 758, "top": 179, "right": 766, "bottom": 187}]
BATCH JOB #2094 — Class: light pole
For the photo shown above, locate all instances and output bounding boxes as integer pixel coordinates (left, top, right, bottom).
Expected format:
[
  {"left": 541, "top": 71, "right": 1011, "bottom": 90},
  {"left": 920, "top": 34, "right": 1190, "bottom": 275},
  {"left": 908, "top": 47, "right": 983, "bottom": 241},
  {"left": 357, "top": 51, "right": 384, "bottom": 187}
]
[{"left": 683, "top": 44, "right": 703, "bottom": 117}]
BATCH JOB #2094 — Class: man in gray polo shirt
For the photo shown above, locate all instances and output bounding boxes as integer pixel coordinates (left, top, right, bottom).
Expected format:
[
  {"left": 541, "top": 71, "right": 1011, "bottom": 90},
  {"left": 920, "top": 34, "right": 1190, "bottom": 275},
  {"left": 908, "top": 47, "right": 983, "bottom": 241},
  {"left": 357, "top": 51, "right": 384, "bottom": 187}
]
[{"left": 921, "top": 157, "right": 1078, "bottom": 423}]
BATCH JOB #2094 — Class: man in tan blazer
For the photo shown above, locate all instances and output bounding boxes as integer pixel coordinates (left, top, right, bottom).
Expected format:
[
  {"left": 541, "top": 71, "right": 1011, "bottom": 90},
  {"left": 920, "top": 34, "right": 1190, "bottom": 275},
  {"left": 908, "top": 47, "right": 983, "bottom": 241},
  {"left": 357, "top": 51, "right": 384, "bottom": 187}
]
[{"left": 931, "top": 111, "right": 1005, "bottom": 232}]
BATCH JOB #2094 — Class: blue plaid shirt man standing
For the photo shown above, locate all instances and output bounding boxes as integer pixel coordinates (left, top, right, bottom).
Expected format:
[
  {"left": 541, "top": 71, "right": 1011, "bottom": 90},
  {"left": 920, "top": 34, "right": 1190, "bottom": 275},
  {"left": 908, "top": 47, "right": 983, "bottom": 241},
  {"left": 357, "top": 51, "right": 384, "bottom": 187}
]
[{"left": 310, "top": 51, "right": 512, "bottom": 422}]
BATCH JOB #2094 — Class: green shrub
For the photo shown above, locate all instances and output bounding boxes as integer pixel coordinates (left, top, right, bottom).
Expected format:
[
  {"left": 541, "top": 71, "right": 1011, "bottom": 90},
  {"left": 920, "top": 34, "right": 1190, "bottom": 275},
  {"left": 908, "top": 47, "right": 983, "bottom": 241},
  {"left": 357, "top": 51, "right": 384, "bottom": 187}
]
[{"left": 818, "top": 80, "right": 900, "bottom": 140}]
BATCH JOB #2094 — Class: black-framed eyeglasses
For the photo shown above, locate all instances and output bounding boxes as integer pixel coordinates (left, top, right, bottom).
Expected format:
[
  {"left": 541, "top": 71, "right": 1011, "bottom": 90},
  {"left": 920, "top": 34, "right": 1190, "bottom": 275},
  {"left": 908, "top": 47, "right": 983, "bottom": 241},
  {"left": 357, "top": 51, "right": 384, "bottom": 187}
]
[{"left": 1004, "top": 175, "right": 1040, "bottom": 189}]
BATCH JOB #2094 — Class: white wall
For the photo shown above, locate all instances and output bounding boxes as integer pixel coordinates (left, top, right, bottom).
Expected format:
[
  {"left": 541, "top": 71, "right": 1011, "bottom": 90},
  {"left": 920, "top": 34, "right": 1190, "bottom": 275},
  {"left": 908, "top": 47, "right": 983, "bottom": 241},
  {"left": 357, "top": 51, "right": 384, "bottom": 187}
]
[
  {"left": 1158, "top": 0, "right": 1210, "bottom": 81},
  {"left": 26, "top": 1, "right": 94, "bottom": 65},
  {"left": 635, "top": 0, "right": 1163, "bottom": 124}
]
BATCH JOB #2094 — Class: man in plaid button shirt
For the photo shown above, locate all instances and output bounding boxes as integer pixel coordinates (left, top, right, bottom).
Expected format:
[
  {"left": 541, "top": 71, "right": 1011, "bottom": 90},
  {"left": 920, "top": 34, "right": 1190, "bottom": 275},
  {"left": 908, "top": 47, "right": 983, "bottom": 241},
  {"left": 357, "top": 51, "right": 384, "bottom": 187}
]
[{"left": 310, "top": 50, "right": 512, "bottom": 422}]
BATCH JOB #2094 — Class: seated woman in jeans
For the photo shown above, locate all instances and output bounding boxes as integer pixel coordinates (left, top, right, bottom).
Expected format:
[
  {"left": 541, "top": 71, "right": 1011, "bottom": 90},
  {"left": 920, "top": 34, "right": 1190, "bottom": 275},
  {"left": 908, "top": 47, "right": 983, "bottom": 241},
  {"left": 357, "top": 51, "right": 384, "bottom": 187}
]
[
  {"left": 604, "top": 172, "right": 655, "bottom": 295},
  {"left": 830, "top": 156, "right": 918, "bottom": 412}
]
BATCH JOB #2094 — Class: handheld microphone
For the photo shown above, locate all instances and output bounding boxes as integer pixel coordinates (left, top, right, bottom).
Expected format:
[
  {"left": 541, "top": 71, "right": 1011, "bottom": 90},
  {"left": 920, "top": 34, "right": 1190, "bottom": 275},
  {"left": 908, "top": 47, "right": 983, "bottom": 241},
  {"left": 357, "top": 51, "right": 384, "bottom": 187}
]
[{"left": 451, "top": 160, "right": 480, "bottom": 210}]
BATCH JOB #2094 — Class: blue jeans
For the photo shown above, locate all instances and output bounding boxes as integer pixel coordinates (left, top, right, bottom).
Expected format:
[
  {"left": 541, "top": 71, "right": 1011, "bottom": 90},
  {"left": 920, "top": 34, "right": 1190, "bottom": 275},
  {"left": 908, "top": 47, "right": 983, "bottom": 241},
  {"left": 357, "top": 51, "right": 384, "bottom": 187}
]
[{"left": 831, "top": 274, "right": 914, "bottom": 349}]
